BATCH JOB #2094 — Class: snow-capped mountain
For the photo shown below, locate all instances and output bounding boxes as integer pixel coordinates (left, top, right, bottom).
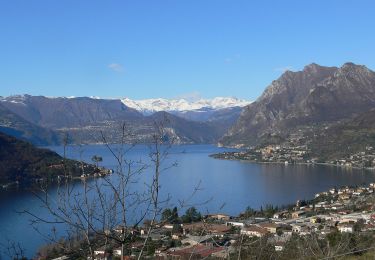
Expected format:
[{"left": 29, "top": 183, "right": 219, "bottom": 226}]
[
  {"left": 121, "top": 97, "right": 251, "bottom": 115},
  {"left": 0, "top": 95, "right": 252, "bottom": 145},
  {"left": 0, "top": 94, "right": 247, "bottom": 145},
  {"left": 0, "top": 94, "right": 28, "bottom": 105}
]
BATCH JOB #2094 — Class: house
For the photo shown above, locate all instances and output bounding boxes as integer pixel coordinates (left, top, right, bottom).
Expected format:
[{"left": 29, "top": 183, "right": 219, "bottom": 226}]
[
  {"left": 339, "top": 218, "right": 358, "bottom": 224},
  {"left": 291, "top": 224, "right": 303, "bottom": 233},
  {"left": 292, "top": 211, "right": 305, "bottom": 219},
  {"left": 329, "top": 188, "right": 337, "bottom": 194},
  {"left": 331, "top": 203, "right": 344, "bottom": 210},
  {"left": 273, "top": 210, "right": 288, "bottom": 219},
  {"left": 338, "top": 224, "right": 354, "bottom": 233},
  {"left": 241, "top": 225, "right": 268, "bottom": 237},
  {"left": 291, "top": 223, "right": 312, "bottom": 235},
  {"left": 182, "top": 222, "right": 231, "bottom": 236},
  {"left": 274, "top": 241, "right": 285, "bottom": 251},
  {"left": 112, "top": 248, "right": 122, "bottom": 257},
  {"left": 114, "top": 225, "right": 139, "bottom": 235},
  {"left": 93, "top": 246, "right": 111, "bottom": 260},
  {"left": 206, "top": 213, "right": 231, "bottom": 221},
  {"left": 226, "top": 221, "right": 245, "bottom": 227},
  {"left": 259, "top": 222, "right": 280, "bottom": 234},
  {"left": 315, "top": 201, "right": 327, "bottom": 208},
  {"left": 94, "top": 247, "right": 106, "bottom": 255}
]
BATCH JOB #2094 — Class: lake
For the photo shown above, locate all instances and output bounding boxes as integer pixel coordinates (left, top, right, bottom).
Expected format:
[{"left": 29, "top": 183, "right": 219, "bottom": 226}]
[{"left": 1, "top": 144, "right": 375, "bottom": 258}]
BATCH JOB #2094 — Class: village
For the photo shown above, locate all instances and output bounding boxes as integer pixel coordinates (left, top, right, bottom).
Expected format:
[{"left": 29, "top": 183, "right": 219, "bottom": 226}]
[
  {"left": 46, "top": 182, "right": 375, "bottom": 259},
  {"left": 212, "top": 143, "right": 375, "bottom": 170}
]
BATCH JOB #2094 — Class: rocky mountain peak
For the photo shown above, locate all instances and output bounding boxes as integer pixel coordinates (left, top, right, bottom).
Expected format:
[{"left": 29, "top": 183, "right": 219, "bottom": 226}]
[
  {"left": 303, "top": 63, "right": 324, "bottom": 73},
  {"left": 221, "top": 62, "right": 375, "bottom": 147},
  {"left": 342, "top": 62, "right": 357, "bottom": 68},
  {"left": 260, "top": 63, "right": 337, "bottom": 102},
  {"left": 335, "top": 62, "right": 373, "bottom": 78}
]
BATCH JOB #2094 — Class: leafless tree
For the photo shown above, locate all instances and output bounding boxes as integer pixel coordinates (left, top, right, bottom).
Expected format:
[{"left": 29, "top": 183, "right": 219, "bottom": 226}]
[
  {"left": 19, "top": 119, "right": 184, "bottom": 259},
  {"left": 0, "top": 239, "right": 26, "bottom": 260}
]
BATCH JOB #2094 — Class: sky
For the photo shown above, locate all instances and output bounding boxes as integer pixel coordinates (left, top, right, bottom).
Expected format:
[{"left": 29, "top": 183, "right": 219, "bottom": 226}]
[{"left": 0, "top": 0, "right": 375, "bottom": 101}]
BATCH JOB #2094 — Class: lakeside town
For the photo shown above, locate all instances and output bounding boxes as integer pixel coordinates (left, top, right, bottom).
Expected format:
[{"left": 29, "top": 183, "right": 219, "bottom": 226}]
[
  {"left": 42, "top": 182, "right": 375, "bottom": 259},
  {"left": 212, "top": 144, "right": 375, "bottom": 170}
]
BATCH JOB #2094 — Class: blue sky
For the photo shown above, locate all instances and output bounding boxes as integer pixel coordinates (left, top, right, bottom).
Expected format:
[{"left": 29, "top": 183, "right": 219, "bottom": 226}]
[{"left": 1, "top": 0, "right": 374, "bottom": 100}]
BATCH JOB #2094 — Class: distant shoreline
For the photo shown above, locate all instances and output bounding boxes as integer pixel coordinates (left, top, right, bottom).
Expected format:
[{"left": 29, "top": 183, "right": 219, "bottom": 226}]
[{"left": 211, "top": 154, "right": 375, "bottom": 172}]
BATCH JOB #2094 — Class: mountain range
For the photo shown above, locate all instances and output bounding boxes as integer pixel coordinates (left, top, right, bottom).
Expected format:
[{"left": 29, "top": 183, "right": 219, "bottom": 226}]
[
  {"left": 2, "top": 62, "right": 375, "bottom": 162},
  {"left": 122, "top": 97, "right": 250, "bottom": 114},
  {"left": 0, "top": 102, "right": 60, "bottom": 145},
  {"left": 122, "top": 97, "right": 250, "bottom": 124},
  {"left": 0, "top": 95, "right": 250, "bottom": 145}
]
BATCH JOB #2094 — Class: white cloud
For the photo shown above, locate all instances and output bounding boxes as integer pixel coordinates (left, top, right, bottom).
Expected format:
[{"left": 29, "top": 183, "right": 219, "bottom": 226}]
[
  {"left": 108, "top": 63, "right": 124, "bottom": 72},
  {"left": 274, "top": 66, "right": 293, "bottom": 72}
]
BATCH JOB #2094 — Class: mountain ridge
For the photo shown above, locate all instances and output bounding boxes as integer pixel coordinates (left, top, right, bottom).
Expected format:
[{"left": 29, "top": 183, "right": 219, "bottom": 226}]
[
  {"left": 0, "top": 95, "right": 245, "bottom": 145},
  {"left": 121, "top": 97, "right": 251, "bottom": 115},
  {"left": 221, "top": 62, "right": 375, "bottom": 148},
  {"left": 0, "top": 102, "right": 60, "bottom": 145},
  {"left": 0, "top": 132, "right": 96, "bottom": 186}
]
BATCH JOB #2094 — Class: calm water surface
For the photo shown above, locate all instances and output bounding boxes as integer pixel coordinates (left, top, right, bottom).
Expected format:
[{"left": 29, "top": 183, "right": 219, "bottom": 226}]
[{"left": 1, "top": 144, "right": 375, "bottom": 258}]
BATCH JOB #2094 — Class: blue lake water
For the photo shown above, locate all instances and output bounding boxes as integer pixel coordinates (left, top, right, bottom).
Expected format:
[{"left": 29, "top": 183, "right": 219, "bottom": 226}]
[{"left": 1, "top": 144, "right": 375, "bottom": 258}]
